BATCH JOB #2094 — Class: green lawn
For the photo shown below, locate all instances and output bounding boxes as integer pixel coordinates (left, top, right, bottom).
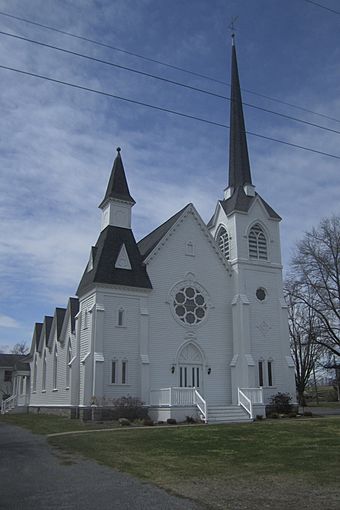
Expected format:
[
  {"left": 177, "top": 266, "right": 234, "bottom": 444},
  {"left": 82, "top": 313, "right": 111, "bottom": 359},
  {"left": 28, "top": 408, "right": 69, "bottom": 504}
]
[
  {"left": 47, "top": 418, "right": 340, "bottom": 485},
  {"left": 3, "top": 414, "right": 340, "bottom": 509},
  {"left": 0, "top": 413, "right": 120, "bottom": 435}
]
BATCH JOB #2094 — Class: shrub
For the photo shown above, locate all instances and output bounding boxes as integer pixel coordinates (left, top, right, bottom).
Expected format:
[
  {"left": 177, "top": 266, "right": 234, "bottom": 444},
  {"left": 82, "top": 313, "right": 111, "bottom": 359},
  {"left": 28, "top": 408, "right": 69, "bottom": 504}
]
[
  {"left": 142, "top": 418, "right": 154, "bottom": 426},
  {"left": 118, "top": 418, "right": 131, "bottom": 426},
  {"left": 256, "top": 414, "right": 263, "bottom": 421},
  {"left": 166, "top": 418, "right": 177, "bottom": 425},
  {"left": 90, "top": 395, "right": 148, "bottom": 421},
  {"left": 269, "top": 392, "right": 293, "bottom": 414},
  {"left": 267, "top": 412, "right": 279, "bottom": 419},
  {"left": 186, "top": 416, "right": 196, "bottom": 424},
  {"left": 303, "top": 411, "right": 313, "bottom": 417}
]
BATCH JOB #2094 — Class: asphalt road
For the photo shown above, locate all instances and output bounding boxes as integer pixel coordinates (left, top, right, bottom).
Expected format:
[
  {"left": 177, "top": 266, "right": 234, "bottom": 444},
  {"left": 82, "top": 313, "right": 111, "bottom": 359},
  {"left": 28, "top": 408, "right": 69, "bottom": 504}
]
[{"left": 0, "top": 423, "right": 203, "bottom": 510}]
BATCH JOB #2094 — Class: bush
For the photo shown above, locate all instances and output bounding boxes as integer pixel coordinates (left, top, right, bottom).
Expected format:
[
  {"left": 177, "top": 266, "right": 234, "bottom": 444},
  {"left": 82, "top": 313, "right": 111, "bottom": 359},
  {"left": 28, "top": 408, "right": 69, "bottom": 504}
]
[
  {"left": 119, "top": 418, "right": 131, "bottom": 426},
  {"left": 142, "top": 418, "right": 154, "bottom": 426},
  {"left": 303, "top": 411, "right": 313, "bottom": 417},
  {"left": 186, "top": 416, "right": 196, "bottom": 424},
  {"left": 90, "top": 395, "right": 148, "bottom": 421},
  {"left": 269, "top": 392, "right": 293, "bottom": 414},
  {"left": 166, "top": 418, "right": 177, "bottom": 425}
]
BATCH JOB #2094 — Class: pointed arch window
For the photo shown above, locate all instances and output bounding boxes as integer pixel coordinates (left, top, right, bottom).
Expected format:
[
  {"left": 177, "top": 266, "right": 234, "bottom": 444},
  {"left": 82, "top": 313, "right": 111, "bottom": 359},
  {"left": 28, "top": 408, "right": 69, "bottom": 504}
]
[
  {"left": 216, "top": 226, "right": 230, "bottom": 260},
  {"left": 248, "top": 224, "right": 268, "bottom": 260},
  {"left": 53, "top": 345, "right": 58, "bottom": 390},
  {"left": 42, "top": 351, "right": 47, "bottom": 391}
]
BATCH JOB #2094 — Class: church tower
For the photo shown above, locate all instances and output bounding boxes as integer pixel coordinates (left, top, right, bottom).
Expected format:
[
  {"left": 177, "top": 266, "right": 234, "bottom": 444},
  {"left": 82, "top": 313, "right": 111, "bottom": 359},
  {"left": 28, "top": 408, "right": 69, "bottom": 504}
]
[{"left": 208, "top": 36, "right": 296, "bottom": 404}]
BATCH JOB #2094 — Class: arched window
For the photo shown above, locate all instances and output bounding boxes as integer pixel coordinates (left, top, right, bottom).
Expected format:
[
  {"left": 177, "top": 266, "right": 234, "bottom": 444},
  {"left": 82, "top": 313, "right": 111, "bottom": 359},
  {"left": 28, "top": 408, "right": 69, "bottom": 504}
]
[
  {"left": 53, "top": 345, "right": 58, "bottom": 390},
  {"left": 66, "top": 339, "right": 72, "bottom": 388},
  {"left": 248, "top": 224, "right": 268, "bottom": 260},
  {"left": 216, "top": 226, "right": 230, "bottom": 260},
  {"left": 42, "top": 351, "right": 47, "bottom": 391}
]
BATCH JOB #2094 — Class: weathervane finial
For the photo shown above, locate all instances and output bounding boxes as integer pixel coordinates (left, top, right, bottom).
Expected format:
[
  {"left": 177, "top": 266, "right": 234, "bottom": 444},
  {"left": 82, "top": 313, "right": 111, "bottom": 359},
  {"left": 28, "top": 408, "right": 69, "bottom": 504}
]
[{"left": 228, "top": 16, "right": 239, "bottom": 44}]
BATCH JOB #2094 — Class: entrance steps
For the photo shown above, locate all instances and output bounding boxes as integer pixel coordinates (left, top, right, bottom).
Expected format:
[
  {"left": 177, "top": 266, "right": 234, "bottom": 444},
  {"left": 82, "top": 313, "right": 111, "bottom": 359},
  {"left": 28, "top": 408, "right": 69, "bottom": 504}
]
[{"left": 207, "top": 405, "right": 251, "bottom": 423}]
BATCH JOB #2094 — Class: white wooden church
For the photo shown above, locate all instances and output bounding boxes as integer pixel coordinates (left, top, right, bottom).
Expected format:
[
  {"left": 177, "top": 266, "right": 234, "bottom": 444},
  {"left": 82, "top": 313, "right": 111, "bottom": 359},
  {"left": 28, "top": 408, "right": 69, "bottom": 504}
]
[{"left": 2, "top": 39, "right": 296, "bottom": 422}]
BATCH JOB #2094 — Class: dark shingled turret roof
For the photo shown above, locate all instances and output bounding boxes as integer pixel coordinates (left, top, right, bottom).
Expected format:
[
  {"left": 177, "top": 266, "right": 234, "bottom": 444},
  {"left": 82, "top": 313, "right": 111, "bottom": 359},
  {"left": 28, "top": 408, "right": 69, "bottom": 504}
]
[
  {"left": 99, "top": 148, "right": 135, "bottom": 208},
  {"left": 138, "top": 204, "right": 190, "bottom": 260},
  {"left": 77, "top": 226, "right": 152, "bottom": 296}
]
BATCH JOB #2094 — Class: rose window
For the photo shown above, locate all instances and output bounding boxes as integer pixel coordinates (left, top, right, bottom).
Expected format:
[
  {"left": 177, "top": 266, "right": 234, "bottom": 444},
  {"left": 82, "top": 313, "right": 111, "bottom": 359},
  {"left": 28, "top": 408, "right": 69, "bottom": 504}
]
[{"left": 173, "top": 286, "right": 207, "bottom": 325}]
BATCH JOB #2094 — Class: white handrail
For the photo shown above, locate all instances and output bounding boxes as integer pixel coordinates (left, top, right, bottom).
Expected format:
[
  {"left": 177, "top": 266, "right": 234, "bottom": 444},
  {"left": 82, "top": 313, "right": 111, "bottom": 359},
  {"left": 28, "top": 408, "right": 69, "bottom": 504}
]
[
  {"left": 238, "top": 388, "right": 253, "bottom": 419},
  {"left": 239, "top": 387, "right": 263, "bottom": 404},
  {"left": 1, "top": 395, "right": 17, "bottom": 414},
  {"left": 194, "top": 389, "right": 207, "bottom": 423}
]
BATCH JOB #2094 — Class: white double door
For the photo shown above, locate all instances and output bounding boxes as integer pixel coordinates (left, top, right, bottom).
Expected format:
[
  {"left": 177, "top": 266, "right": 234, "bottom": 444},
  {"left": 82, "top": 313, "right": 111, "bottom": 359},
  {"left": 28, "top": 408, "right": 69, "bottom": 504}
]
[{"left": 179, "top": 364, "right": 202, "bottom": 389}]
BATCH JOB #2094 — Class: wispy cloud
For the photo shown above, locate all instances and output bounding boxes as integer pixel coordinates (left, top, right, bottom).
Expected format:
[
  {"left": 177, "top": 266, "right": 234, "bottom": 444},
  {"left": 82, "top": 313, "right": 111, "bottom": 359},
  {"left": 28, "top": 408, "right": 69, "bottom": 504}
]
[{"left": 0, "top": 315, "right": 20, "bottom": 328}]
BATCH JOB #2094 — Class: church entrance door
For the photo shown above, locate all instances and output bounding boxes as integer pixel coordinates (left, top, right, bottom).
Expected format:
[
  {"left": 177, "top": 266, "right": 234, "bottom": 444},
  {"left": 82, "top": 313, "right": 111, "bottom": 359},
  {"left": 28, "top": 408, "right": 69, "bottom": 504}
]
[
  {"left": 179, "top": 365, "right": 201, "bottom": 389},
  {"left": 177, "top": 343, "right": 204, "bottom": 394}
]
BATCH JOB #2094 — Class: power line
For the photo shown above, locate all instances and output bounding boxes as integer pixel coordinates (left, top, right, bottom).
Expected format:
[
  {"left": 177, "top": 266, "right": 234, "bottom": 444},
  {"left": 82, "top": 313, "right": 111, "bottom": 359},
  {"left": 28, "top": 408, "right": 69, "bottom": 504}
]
[
  {"left": 0, "top": 9, "right": 339, "bottom": 125},
  {"left": 302, "top": 0, "right": 340, "bottom": 15},
  {"left": 1, "top": 63, "right": 340, "bottom": 161},
  {"left": 1, "top": 29, "right": 340, "bottom": 138}
]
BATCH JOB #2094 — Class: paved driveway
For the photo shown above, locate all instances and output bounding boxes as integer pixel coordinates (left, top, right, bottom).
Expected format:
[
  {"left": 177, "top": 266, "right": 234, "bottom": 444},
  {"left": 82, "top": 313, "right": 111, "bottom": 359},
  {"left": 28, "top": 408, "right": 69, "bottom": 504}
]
[{"left": 0, "top": 423, "right": 203, "bottom": 510}]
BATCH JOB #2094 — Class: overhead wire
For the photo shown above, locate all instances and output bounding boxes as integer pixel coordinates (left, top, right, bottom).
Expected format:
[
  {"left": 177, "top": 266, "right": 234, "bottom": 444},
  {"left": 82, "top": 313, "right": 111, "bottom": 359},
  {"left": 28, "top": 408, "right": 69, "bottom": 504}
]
[
  {"left": 1, "top": 63, "right": 340, "bottom": 161},
  {"left": 1, "top": 29, "right": 340, "bottom": 137},
  {"left": 0, "top": 9, "right": 339, "bottom": 125},
  {"left": 301, "top": 0, "right": 340, "bottom": 16}
]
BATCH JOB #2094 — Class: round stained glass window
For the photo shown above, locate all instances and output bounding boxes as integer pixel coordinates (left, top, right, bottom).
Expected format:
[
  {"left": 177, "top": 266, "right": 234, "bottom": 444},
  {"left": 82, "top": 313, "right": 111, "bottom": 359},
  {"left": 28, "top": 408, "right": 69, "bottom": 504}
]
[
  {"left": 173, "top": 286, "right": 207, "bottom": 325},
  {"left": 256, "top": 288, "right": 266, "bottom": 301}
]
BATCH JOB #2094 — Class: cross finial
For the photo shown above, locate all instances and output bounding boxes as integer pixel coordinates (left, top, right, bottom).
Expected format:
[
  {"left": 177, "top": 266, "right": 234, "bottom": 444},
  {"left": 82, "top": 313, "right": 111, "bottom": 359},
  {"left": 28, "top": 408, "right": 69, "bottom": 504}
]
[{"left": 228, "top": 16, "right": 239, "bottom": 44}]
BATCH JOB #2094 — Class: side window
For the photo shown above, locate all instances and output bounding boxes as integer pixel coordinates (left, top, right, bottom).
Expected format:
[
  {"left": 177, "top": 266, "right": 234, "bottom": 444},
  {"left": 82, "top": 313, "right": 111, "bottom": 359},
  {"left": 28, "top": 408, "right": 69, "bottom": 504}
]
[
  {"left": 121, "top": 360, "right": 128, "bottom": 384},
  {"left": 66, "top": 339, "right": 72, "bottom": 388},
  {"left": 53, "top": 345, "right": 58, "bottom": 390},
  {"left": 111, "top": 360, "right": 117, "bottom": 384},
  {"left": 216, "top": 225, "right": 230, "bottom": 260},
  {"left": 42, "top": 351, "right": 47, "bottom": 391},
  {"left": 117, "top": 307, "right": 126, "bottom": 327},
  {"left": 267, "top": 360, "right": 273, "bottom": 387},
  {"left": 248, "top": 224, "right": 268, "bottom": 260},
  {"left": 258, "top": 360, "right": 264, "bottom": 387}
]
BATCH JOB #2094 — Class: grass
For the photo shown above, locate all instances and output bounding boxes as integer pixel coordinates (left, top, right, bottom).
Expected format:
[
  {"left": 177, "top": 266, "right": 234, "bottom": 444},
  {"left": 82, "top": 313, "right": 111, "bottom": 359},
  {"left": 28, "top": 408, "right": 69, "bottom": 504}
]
[
  {"left": 0, "top": 413, "right": 120, "bottom": 435},
  {"left": 47, "top": 418, "right": 340, "bottom": 485},
  {"left": 306, "top": 401, "right": 340, "bottom": 408},
  {"left": 3, "top": 413, "right": 340, "bottom": 508}
]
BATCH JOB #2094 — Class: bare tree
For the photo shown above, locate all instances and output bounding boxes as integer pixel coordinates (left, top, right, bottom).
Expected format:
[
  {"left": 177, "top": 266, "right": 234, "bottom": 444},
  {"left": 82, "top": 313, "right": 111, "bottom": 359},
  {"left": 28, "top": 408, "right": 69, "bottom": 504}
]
[
  {"left": 285, "top": 280, "right": 323, "bottom": 405},
  {"left": 292, "top": 215, "right": 340, "bottom": 357},
  {"left": 10, "top": 342, "right": 29, "bottom": 355}
]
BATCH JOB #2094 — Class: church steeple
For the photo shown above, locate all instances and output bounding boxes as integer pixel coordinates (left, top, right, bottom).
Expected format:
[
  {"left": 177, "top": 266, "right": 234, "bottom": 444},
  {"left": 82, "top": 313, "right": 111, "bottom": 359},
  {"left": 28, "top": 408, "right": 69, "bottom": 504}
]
[
  {"left": 99, "top": 148, "right": 135, "bottom": 231},
  {"left": 99, "top": 147, "right": 135, "bottom": 208},
  {"left": 226, "top": 35, "right": 254, "bottom": 198}
]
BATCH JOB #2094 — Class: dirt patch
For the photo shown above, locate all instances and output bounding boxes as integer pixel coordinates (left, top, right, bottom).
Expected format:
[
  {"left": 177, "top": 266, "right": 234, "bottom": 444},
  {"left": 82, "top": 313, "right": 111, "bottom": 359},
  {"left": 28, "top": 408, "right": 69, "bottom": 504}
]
[{"left": 172, "top": 475, "right": 340, "bottom": 510}]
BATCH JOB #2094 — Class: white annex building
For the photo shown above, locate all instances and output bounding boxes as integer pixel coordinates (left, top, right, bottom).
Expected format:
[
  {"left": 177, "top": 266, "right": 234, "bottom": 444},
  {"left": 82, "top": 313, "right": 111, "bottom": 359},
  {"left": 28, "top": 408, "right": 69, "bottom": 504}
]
[{"left": 2, "top": 39, "right": 296, "bottom": 422}]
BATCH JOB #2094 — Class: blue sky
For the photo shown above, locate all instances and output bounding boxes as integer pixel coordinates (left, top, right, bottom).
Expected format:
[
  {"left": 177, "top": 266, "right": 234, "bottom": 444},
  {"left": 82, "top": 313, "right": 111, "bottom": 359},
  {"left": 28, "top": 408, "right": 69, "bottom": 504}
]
[{"left": 0, "top": 0, "right": 339, "bottom": 352}]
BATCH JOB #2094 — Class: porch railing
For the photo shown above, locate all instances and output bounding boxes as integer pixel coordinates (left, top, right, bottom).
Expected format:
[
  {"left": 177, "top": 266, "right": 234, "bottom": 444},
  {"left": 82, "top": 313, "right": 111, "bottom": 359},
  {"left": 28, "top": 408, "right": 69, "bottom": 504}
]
[
  {"left": 238, "top": 387, "right": 264, "bottom": 419},
  {"left": 1, "top": 395, "right": 17, "bottom": 414},
  {"left": 150, "top": 387, "right": 207, "bottom": 422}
]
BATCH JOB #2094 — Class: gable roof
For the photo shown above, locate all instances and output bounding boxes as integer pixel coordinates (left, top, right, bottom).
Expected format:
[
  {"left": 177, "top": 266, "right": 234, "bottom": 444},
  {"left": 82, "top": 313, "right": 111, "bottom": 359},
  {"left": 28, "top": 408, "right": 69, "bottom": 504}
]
[
  {"left": 33, "top": 323, "right": 43, "bottom": 352},
  {"left": 138, "top": 204, "right": 190, "bottom": 260},
  {"left": 77, "top": 226, "right": 152, "bottom": 296},
  {"left": 69, "top": 297, "right": 79, "bottom": 332},
  {"left": 55, "top": 308, "right": 66, "bottom": 339},
  {"left": 98, "top": 148, "right": 135, "bottom": 208}
]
